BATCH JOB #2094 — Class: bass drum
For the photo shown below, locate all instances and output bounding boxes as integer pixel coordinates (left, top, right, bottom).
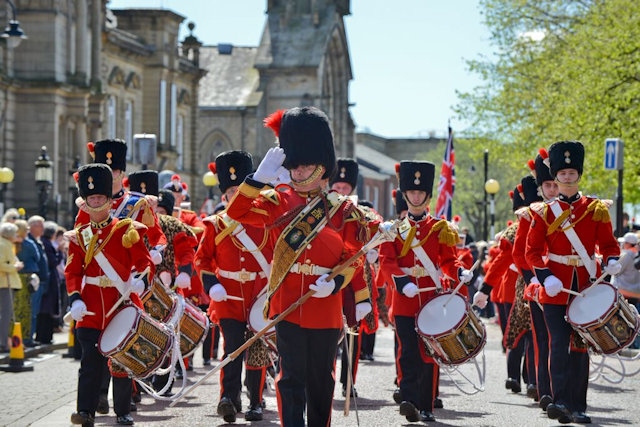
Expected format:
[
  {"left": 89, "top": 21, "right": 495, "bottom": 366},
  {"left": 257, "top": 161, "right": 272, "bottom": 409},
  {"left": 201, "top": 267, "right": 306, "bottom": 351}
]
[
  {"left": 171, "top": 295, "right": 210, "bottom": 358},
  {"left": 416, "top": 292, "right": 486, "bottom": 365}
]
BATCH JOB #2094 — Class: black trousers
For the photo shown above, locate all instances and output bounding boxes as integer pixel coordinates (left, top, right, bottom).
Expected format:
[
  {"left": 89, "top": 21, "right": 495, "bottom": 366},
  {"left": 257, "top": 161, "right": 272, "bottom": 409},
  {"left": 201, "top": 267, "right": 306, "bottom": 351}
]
[
  {"left": 218, "top": 318, "right": 248, "bottom": 401},
  {"left": 276, "top": 320, "right": 341, "bottom": 427},
  {"left": 360, "top": 330, "right": 376, "bottom": 356},
  {"left": 543, "top": 304, "right": 589, "bottom": 412},
  {"left": 395, "top": 315, "right": 435, "bottom": 412},
  {"left": 530, "top": 302, "right": 551, "bottom": 396}
]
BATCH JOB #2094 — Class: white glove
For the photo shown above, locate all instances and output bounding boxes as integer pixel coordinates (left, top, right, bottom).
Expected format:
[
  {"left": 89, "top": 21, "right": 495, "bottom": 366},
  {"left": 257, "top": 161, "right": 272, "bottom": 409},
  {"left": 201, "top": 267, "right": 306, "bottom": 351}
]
[
  {"left": 130, "top": 279, "right": 146, "bottom": 295},
  {"left": 309, "top": 274, "right": 336, "bottom": 298},
  {"left": 253, "top": 147, "right": 286, "bottom": 184},
  {"left": 272, "top": 166, "right": 291, "bottom": 186},
  {"left": 355, "top": 302, "right": 372, "bottom": 321},
  {"left": 159, "top": 271, "right": 172, "bottom": 286},
  {"left": 402, "top": 282, "right": 418, "bottom": 298},
  {"left": 366, "top": 249, "right": 379, "bottom": 264},
  {"left": 149, "top": 249, "right": 163, "bottom": 265},
  {"left": 459, "top": 269, "right": 474, "bottom": 284},
  {"left": 473, "top": 292, "right": 488, "bottom": 309},
  {"left": 175, "top": 272, "right": 191, "bottom": 289},
  {"left": 70, "top": 300, "right": 87, "bottom": 321},
  {"left": 29, "top": 273, "right": 40, "bottom": 292},
  {"left": 209, "top": 283, "right": 227, "bottom": 302},
  {"left": 543, "top": 275, "right": 563, "bottom": 297},
  {"left": 604, "top": 259, "right": 622, "bottom": 276}
]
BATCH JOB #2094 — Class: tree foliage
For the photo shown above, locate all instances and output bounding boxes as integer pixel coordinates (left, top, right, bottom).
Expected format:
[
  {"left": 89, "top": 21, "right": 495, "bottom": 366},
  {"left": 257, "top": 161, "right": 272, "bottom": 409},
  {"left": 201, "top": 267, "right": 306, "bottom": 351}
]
[{"left": 453, "top": 0, "right": 640, "bottom": 231}]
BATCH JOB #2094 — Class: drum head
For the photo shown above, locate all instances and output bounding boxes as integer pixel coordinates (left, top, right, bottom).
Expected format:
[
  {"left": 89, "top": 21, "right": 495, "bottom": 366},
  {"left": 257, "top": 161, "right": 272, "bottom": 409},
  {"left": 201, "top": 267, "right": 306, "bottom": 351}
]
[
  {"left": 567, "top": 283, "right": 616, "bottom": 325},
  {"left": 99, "top": 306, "right": 137, "bottom": 353},
  {"left": 417, "top": 293, "right": 467, "bottom": 336},
  {"left": 249, "top": 293, "right": 273, "bottom": 334}
]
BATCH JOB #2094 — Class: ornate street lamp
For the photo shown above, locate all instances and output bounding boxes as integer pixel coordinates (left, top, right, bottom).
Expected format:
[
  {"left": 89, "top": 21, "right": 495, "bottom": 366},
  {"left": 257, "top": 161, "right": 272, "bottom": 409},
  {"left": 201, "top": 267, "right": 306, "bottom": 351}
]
[
  {"left": 0, "top": 166, "right": 14, "bottom": 214},
  {"left": 34, "top": 146, "right": 53, "bottom": 219},
  {"left": 67, "top": 156, "right": 80, "bottom": 227},
  {"left": 1, "top": 0, "right": 27, "bottom": 49},
  {"left": 484, "top": 179, "right": 500, "bottom": 241},
  {"left": 202, "top": 168, "right": 218, "bottom": 216}
]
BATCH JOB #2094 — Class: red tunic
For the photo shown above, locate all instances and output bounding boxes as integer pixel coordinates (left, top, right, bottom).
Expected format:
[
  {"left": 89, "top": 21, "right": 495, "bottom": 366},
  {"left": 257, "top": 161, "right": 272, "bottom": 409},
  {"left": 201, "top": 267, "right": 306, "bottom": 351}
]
[
  {"left": 378, "top": 215, "right": 462, "bottom": 318},
  {"left": 225, "top": 183, "right": 374, "bottom": 329},
  {"left": 65, "top": 218, "right": 154, "bottom": 330},
  {"left": 526, "top": 194, "right": 620, "bottom": 305},
  {"left": 195, "top": 212, "right": 272, "bottom": 322}
]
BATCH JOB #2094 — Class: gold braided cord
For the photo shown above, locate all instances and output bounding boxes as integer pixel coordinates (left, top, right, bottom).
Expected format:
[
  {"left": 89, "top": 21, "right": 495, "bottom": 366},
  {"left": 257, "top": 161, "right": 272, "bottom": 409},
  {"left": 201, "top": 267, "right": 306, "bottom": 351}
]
[{"left": 546, "top": 199, "right": 610, "bottom": 236}]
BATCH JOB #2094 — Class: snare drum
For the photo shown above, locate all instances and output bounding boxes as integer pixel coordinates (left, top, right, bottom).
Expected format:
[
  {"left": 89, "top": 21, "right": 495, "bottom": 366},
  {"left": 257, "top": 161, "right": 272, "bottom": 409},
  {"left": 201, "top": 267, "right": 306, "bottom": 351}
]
[
  {"left": 416, "top": 292, "right": 486, "bottom": 365},
  {"left": 99, "top": 305, "right": 174, "bottom": 379},
  {"left": 174, "top": 295, "right": 210, "bottom": 358},
  {"left": 248, "top": 292, "right": 277, "bottom": 352},
  {"left": 140, "top": 278, "right": 178, "bottom": 323},
  {"left": 566, "top": 282, "right": 639, "bottom": 354}
]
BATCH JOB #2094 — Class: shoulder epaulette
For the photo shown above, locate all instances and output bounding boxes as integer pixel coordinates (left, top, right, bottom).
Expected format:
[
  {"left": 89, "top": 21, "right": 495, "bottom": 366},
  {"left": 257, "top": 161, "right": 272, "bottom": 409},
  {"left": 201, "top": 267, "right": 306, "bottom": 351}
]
[
  {"left": 260, "top": 188, "right": 280, "bottom": 205},
  {"left": 434, "top": 219, "right": 458, "bottom": 246},
  {"left": 515, "top": 206, "right": 532, "bottom": 222}
]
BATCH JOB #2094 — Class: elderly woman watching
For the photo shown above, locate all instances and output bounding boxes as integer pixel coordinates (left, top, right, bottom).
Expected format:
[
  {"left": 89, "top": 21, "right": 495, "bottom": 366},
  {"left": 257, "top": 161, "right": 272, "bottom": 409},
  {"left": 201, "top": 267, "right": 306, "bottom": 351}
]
[{"left": 0, "top": 222, "right": 23, "bottom": 352}]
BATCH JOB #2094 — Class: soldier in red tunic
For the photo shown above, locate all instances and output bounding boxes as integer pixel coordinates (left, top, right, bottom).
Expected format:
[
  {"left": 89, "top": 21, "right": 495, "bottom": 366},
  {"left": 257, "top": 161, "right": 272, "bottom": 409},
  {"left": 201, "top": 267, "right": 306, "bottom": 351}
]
[
  {"left": 526, "top": 140, "right": 621, "bottom": 424},
  {"left": 378, "top": 161, "right": 472, "bottom": 423},
  {"left": 195, "top": 150, "right": 272, "bottom": 423},
  {"left": 66, "top": 164, "right": 154, "bottom": 427},
  {"left": 225, "top": 107, "right": 375, "bottom": 427}
]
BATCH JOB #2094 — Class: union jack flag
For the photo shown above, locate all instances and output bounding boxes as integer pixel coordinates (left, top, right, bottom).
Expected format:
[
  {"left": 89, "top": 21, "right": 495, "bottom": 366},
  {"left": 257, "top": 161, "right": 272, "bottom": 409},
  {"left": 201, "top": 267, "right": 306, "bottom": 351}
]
[{"left": 435, "top": 125, "right": 455, "bottom": 220}]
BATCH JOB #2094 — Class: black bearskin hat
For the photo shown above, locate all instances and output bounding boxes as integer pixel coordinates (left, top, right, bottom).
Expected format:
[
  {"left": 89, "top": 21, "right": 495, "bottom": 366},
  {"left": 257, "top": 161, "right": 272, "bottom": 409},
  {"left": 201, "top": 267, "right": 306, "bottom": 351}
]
[
  {"left": 398, "top": 161, "right": 435, "bottom": 196},
  {"left": 77, "top": 164, "right": 113, "bottom": 199},
  {"left": 157, "top": 189, "right": 175, "bottom": 214},
  {"left": 329, "top": 158, "right": 359, "bottom": 190},
  {"left": 264, "top": 107, "right": 336, "bottom": 179},
  {"left": 215, "top": 150, "right": 254, "bottom": 193},
  {"left": 91, "top": 139, "right": 128, "bottom": 171},
  {"left": 521, "top": 175, "right": 542, "bottom": 206},
  {"left": 392, "top": 188, "right": 408, "bottom": 215},
  {"left": 534, "top": 148, "right": 554, "bottom": 186},
  {"left": 548, "top": 140, "right": 584, "bottom": 177},
  {"left": 128, "top": 170, "right": 159, "bottom": 196}
]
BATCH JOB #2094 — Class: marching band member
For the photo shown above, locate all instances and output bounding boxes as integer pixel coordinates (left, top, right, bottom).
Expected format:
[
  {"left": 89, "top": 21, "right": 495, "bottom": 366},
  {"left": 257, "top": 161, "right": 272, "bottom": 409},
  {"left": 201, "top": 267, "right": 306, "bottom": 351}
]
[
  {"left": 514, "top": 150, "right": 558, "bottom": 410},
  {"left": 66, "top": 164, "right": 154, "bottom": 427},
  {"left": 379, "top": 161, "right": 472, "bottom": 423},
  {"left": 162, "top": 174, "right": 205, "bottom": 239},
  {"left": 225, "top": 107, "right": 376, "bottom": 426},
  {"left": 526, "top": 140, "right": 621, "bottom": 424},
  {"left": 329, "top": 157, "right": 374, "bottom": 398},
  {"left": 195, "top": 150, "right": 272, "bottom": 423}
]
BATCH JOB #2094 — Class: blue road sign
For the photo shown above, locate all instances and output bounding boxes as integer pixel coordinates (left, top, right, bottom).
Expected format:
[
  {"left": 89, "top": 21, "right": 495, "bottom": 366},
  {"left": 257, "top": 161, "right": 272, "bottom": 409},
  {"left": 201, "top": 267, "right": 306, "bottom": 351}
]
[{"left": 604, "top": 138, "right": 623, "bottom": 170}]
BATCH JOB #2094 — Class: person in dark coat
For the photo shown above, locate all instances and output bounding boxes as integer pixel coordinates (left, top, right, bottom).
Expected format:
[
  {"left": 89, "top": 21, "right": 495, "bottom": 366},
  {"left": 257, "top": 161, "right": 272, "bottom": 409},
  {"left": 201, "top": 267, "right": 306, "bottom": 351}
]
[{"left": 35, "top": 221, "right": 62, "bottom": 344}]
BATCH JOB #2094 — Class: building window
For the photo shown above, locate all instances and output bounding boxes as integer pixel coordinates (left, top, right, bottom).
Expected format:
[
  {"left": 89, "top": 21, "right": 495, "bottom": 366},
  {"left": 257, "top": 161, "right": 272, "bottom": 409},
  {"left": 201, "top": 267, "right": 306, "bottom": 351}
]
[
  {"left": 107, "top": 96, "right": 116, "bottom": 139},
  {"left": 170, "top": 83, "right": 177, "bottom": 147},
  {"left": 159, "top": 80, "right": 166, "bottom": 146},
  {"left": 124, "top": 100, "right": 133, "bottom": 161},
  {"left": 176, "top": 114, "right": 184, "bottom": 170}
]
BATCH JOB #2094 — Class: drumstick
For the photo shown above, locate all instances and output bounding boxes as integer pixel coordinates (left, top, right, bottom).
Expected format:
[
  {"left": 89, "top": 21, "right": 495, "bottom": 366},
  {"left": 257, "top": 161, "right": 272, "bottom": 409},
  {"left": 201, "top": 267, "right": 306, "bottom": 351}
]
[
  {"left": 224, "top": 295, "right": 244, "bottom": 301},
  {"left": 63, "top": 310, "right": 96, "bottom": 324},
  {"left": 443, "top": 258, "right": 483, "bottom": 307},
  {"left": 169, "top": 220, "right": 400, "bottom": 407},
  {"left": 106, "top": 290, "right": 131, "bottom": 318},
  {"left": 560, "top": 288, "right": 583, "bottom": 297},
  {"left": 416, "top": 287, "right": 438, "bottom": 294}
]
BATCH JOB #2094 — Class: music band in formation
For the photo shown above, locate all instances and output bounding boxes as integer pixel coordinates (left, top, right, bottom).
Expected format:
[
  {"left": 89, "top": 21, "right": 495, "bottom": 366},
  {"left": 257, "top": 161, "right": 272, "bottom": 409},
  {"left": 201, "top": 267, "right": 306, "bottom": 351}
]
[{"left": 63, "top": 106, "right": 638, "bottom": 426}]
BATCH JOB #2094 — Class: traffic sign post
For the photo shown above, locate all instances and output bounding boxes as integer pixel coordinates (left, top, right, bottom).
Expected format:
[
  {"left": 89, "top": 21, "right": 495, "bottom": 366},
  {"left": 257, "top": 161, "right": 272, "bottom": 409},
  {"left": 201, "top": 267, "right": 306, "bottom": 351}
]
[{"left": 604, "top": 138, "right": 624, "bottom": 235}]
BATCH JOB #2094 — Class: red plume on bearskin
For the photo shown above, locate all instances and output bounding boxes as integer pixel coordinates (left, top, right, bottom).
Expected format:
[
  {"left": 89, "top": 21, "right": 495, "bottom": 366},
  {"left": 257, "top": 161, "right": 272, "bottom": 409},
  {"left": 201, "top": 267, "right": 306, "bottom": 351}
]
[
  {"left": 507, "top": 220, "right": 514, "bottom": 226},
  {"left": 539, "top": 147, "right": 550, "bottom": 168},
  {"left": 263, "top": 109, "right": 286, "bottom": 137},
  {"left": 73, "top": 171, "right": 79, "bottom": 183},
  {"left": 517, "top": 183, "right": 524, "bottom": 199},
  {"left": 208, "top": 162, "right": 216, "bottom": 174},
  {"left": 527, "top": 159, "right": 536, "bottom": 177},
  {"left": 122, "top": 177, "right": 129, "bottom": 189},
  {"left": 87, "top": 142, "right": 95, "bottom": 160},
  {"left": 509, "top": 190, "right": 514, "bottom": 200},
  {"left": 453, "top": 215, "right": 461, "bottom": 224},
  {"left": 181, "top": 182, "right": 188, "bottom": 191}
]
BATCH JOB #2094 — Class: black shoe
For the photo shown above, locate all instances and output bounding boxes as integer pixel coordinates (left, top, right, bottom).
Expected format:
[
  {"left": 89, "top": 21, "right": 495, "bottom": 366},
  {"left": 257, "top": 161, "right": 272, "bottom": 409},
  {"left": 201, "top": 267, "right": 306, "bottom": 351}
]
[
  {"left": 572, "top": 411, "right": 592, "bottom": 424},
  {"left": 96, "top": 394, "right": 109, "bottom": 414},
  {"left": 505, "top": 378, "right": 521, "bottom": 393},
  {"left": 399, "top": 401, "right": 420, "bottom": 423},
  {"left": 175, "top": 369, "right": 183, "bottom": 380},
  {"left": 434, "top": 397, "right": 443, "bottom": 409},
  {"left": 392, "top": 388, "right": 402, "bottom": 404},
  {"left": 342, "top": 386, "right": 358, "bottom": 398},
  {"left": 526, "top": 384, "right": 538, "bottom": 400},
  {"left": 547, "top": 403, "right": 572, "bottom": 424},
  {"left": 71, "top": 411, "right": 95, "bottom": 427},
  {"left": 116, "top": 413, "right": 134, "bottom": 425},
  {"left": 217, "top": 397, "right": 237, "bottom": 423},
  {"left": 245, "top": 405, "right": 263, "bottom": 421},
  {"left": 203, "top": 359, "right": 211, "bottom": 366},
  {"left": 129, "top": 400, "right": 137, "bottom": 412},
  {"left": 539, "top": 394, "right": 553, "bottom": 411},
  {"left": 420, "top": 410, "right": 436, "bottom": 422},
  {"left": 132, "top": 390, "right": 142, "bottom": 403}
]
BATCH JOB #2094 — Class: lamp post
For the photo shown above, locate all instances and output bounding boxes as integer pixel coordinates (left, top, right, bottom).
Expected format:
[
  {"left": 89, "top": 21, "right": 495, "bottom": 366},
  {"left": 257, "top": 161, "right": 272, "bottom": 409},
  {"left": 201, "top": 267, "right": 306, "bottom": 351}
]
[
  {"left": 484, "top": 178, "right": 500, "bottom": 241},
  {"left": 0, "top": 166, "right": 14, "bottom": 215},
  {"left": 67, "top": 156, "right": 80, "bottom": 227},
  {"left": 202, "top": 170, "right": 218, "bottom": 216},
  {"left": 34, "top": 146, "right": 53, "bottom": 219},
  {"left": 483, "top": 149, "right": 489, "bottom": 241},
  {"left": 1, "top": 0, "right": 27, "bottom": 48}
]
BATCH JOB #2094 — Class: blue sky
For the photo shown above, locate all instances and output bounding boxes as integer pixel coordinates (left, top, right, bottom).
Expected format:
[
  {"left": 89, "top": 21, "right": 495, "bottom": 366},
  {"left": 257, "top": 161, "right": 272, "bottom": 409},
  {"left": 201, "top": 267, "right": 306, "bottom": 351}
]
[{"left": 109, "top": 0, "right": 493, "bottom": 138}]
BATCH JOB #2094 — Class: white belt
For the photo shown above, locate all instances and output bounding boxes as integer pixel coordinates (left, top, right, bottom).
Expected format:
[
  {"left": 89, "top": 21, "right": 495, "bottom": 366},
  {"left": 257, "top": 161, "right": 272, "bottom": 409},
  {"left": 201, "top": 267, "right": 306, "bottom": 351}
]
[
  {"left": 85, "top": 276, "right": 118, "bottom": 287},
  {"left": 290, "top": 263, "right": 331, "bottom": 276},
  {"left": 547, "top": 253, "right": 586, "bottom": 267},
  {"left": 401, "top": 266, "right": 432, "bottom": 278},
  {"left": 217, "top": 268, "right": 266, "bottom": 283}
]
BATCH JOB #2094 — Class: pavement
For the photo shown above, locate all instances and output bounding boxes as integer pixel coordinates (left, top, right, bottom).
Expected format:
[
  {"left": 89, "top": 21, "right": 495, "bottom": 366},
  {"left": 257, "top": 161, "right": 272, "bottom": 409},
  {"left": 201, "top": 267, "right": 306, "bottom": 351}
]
[{"left": 0, "top": 326, "right": 70, "bottom": 366}]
